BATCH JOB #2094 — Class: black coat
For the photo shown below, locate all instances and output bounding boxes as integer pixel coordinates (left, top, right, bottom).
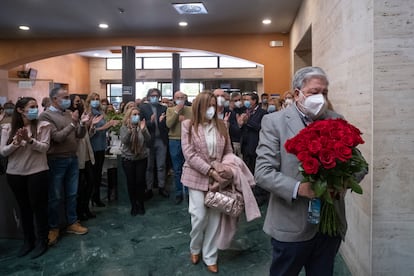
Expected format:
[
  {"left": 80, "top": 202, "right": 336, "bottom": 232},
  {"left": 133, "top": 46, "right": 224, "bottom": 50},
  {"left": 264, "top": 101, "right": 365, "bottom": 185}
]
[
  {"left": 240, "top": 106, "right": 267, "bottom": 156},
  {"left": 139, "top": 103, "right": 169, "bottom": 146}
]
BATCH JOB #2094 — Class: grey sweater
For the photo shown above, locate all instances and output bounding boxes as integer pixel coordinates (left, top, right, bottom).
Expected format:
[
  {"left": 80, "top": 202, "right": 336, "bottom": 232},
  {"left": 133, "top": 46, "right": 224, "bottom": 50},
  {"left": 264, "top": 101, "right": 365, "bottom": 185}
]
[{"left": 39, "top": 108, "right": 86, "bottom": 158}]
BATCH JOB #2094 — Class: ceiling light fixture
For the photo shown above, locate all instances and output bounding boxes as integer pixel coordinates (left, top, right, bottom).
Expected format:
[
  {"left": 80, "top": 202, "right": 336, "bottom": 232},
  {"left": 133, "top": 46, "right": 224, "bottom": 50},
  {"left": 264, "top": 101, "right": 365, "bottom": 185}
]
[
  {"left": 99, "top": 23, "right": 109, "bottom": 29},
  {"left": 262, "top": 19, "right": 272, "bottom": 25},
  {"left": 19, "top": 25, "right": 30, "bottom": 31},
  {"left": 173, "top": 3, "right": 208, "bottom": 14},
  {"left": 178, "top": 21, "right": 188, "bottom": 27}
]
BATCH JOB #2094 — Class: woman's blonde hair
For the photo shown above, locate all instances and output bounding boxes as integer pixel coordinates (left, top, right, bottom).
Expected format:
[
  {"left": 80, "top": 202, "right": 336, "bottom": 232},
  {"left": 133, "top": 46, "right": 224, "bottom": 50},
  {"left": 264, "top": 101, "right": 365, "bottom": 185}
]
[
  {"left": 84, "top": 92, "right": 100, "bottom": 113},
  {"left": 123, "top": 101, "right": 136, "bottom": 114},
  {"left": 189, "top": 91, "right": 228, "bottom": 142},
  {"left": 122, "top": 107, "right": 139, "bottom": 125}
]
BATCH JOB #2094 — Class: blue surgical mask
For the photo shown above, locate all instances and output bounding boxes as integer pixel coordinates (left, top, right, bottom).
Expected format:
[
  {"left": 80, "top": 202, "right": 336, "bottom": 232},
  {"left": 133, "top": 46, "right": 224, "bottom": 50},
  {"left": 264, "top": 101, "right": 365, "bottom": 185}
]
[
  {"left": 60, "top": 99, "right": 71, "bottom": 110},
  {"left": 5, "top": 108, "right": 14, "bottom": 115},
  {"left": 267, "top": 105, "right": 276, "bottom": 113},
  {"left": 244, "top": 100, "right": 251, "bottom": 109},
  {"left": 150, "top": 96, "right": 159, "bottom": 104},
  {"left": 175, "top": 100, "right": 184, "bottom": 106},
  {"left": 131, "top": 115, "right": 140, "bottom": 124},
  {"left": 26, "top": 108, "right": 38, "bottom": 120},
  {"left": 90, "top": 100, "right": 100, "bottom": 108}
]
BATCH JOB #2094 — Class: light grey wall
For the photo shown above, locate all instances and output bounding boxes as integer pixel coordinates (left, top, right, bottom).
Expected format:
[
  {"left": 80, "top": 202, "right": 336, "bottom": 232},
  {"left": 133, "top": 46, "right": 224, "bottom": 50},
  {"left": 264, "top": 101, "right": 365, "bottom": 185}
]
[
  {"left": 291, "top": 0, "right": 374, "bottom": 275},
  {"left": 291, "top": 0, "right": 414, "bottom": 275},
  {"left": 372, "top": 0, "right": 414, "bottom": 275}
]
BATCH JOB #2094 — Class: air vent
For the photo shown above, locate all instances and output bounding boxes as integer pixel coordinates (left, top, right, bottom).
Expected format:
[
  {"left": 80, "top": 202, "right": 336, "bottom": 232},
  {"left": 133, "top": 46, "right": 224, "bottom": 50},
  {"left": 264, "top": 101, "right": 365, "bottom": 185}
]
[{"left": 172, "top": 3, "right": 208, "bottom": 14}]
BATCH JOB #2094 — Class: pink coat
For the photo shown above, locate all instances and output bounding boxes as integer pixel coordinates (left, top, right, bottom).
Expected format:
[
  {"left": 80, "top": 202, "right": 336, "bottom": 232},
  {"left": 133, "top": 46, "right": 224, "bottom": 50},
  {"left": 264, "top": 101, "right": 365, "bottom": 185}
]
[
  {"left": 215, "top": 153, "right": 261, "bottom": 249},
  {"left": 181, "top": 119, "right": 233, "bottom": 191}
]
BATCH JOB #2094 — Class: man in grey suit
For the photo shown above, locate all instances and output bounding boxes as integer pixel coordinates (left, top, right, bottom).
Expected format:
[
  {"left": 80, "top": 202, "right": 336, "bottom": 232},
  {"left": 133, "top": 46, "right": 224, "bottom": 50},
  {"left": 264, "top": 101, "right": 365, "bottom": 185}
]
[{"left": 255, "top": 67, "right": 346, "bottom": 276}]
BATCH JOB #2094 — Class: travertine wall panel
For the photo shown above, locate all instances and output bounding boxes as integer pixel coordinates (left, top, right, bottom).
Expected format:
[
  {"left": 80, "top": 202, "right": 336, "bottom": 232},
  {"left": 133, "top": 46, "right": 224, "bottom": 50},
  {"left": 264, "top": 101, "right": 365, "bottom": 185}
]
[
  {"left": 373, "top": 0, "right": 414, "bottom": 274},
  {"left": 291, "top": 0, "right": 373, "bottom": 275},
  {"left": 292, "top": 0, "right": 414, "bottom": 275}
]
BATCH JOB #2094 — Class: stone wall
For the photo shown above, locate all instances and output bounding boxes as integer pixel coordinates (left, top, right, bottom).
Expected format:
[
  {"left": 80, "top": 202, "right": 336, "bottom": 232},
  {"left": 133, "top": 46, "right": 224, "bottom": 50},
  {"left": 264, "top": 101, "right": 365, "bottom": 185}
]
[
  {"left": 291, "top": 0, "right": 373, "bottom": 275},
  {"left": 291, "top": 0, "right": 414, "bottom": 275},
  {"left": 373, "top": 0, "right": 414, "bottom": 275}
]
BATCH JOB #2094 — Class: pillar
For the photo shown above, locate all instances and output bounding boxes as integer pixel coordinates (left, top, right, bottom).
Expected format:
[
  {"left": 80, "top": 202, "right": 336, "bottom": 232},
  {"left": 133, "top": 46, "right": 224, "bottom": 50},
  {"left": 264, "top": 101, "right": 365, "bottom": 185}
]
[{"left": 122, "top": 46, "right": 136, "bottom": 103}]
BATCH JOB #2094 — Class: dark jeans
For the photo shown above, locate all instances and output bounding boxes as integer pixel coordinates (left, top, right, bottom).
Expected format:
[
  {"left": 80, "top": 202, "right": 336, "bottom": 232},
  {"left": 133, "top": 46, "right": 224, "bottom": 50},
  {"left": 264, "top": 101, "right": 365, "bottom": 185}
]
[
  {"left": 92, "top": 150, "right": 105, "bottom": 201},
  {"left": 7, "top": 171, "right": 49, "bottom": 242},
  {"left": 122, "top": 158, "right": 147, "bottom": 208},
  {"left": 270, "top": 233, "right": 342, "bottom": 276},
  {"left": 168, "top": 139, "right": 188, "bottom": 197},
  {"left": 78, "top": 160, "right": 95, "bottom": 214},
  {"left": 48, "top": 156, "right": 79, "bottom": 228}
]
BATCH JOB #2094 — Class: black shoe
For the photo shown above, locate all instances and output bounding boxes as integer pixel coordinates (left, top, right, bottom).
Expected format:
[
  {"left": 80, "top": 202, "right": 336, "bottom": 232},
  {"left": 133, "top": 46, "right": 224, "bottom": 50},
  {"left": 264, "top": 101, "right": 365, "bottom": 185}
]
[
  {"left": 136, "top": 202, "right": 145, "bottom": 215},
  {"left": 30, "top": 240, "right": 48, "bottom": 259},
  {"left": 86, "top": 210, "right": 96, "bottom": 219},
  {"left": 175, "top": 195, "right": 183, "bottom": 205},
  {"left": 17, "top": 240, "right": 35, "bottom": 257},
  {"left": 78, "top": 213, "right": 89, "bottom": 221},
  {"left": 144, "top": 190, "right": 153, "bottom": 201},
  {"left": 92, "top": 199, "right": 105, "bottom": 207},
  {"left": 130, "top": 206, "right": 138, "bottom": 216},
  {"left": 158, "top": 188, "right": 170, "bottom": 198}
]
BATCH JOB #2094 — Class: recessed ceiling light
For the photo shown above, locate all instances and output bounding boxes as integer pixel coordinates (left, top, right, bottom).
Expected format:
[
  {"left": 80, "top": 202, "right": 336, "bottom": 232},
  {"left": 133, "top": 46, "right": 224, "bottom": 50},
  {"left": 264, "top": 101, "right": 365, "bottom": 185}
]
[
  {"left": 93, "top": 53, "right": 100, "bottom": 57},
  {"left": 99, "top": 23, "right": 109, "bottom": 29},
  {"left": 173, "top": 3, "right": 208, "bottom": 14},
  {"left": 19, "top": 25, "right": 30, "bottom": 31},
  {"left": 179, "top": 21, "right": 188, "bottom": 27},
  {"left": 262, "top": 19, "right": 272, "bottom": 25}
]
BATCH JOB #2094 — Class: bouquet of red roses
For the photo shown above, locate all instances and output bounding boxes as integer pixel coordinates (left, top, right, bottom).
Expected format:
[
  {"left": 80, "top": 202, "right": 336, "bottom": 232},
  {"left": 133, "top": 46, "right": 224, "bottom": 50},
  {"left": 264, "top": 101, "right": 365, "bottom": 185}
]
[{"left": 285, "top": 118, "right": 368, "bottom": 236}]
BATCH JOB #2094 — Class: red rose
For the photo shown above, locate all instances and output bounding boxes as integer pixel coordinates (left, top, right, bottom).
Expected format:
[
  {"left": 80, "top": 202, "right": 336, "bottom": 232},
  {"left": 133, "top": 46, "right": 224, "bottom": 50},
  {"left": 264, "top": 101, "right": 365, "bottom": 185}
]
[
  {"left": 334, "top": 142, "right": 353, "bottom": 161},
  {"left": 301, "top": 155, "right": 320, "bottom": 175},
  {"left": 318, "top": 149, "right": 336, "bottom": 169},
  {"left": 308, "top": 139, "right": 322, "bottom": 155},
  {"left": 340, "top": 133, "right": 355, "bottom": 147}
]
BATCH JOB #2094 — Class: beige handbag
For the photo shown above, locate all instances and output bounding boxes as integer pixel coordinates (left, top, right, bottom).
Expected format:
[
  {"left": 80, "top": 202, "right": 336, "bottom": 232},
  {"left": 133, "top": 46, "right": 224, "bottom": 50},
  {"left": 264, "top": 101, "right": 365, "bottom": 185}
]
[{"left": 204, "top": 184, "right": 244, "bottom": 217}]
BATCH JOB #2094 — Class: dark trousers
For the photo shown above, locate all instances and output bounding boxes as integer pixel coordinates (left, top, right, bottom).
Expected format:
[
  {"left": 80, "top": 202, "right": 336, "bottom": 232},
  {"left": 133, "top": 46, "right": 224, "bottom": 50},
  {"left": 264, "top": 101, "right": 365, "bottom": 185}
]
[
  {"left": 122, "top": 158, "right": 147, "bottom": 208},
  {"left": 270, "top": 233, "right": 342, "bottom": 276},
  {"left": 7, "top": 171, "right": 49, "bottom": 243},
  {"left": 78, "top": 160, "right": 95, "bottom": 214},
  {"left": 92, "top": 150, "right": 105, "bottom": 201}
]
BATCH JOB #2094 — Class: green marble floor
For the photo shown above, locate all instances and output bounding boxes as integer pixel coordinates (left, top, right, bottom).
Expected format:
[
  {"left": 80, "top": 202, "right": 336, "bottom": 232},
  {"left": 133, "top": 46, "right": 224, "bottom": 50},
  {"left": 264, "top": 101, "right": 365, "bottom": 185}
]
[{"left": 0, "top": 178, "right": 352, "bottom": 276}]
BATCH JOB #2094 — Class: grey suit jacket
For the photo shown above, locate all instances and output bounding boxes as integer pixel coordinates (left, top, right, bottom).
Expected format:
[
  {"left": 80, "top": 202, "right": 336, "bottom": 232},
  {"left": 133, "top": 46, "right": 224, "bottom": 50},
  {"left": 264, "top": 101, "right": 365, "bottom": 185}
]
[{"left": 255, "top": 105, "right": 345, "bottom": 242}]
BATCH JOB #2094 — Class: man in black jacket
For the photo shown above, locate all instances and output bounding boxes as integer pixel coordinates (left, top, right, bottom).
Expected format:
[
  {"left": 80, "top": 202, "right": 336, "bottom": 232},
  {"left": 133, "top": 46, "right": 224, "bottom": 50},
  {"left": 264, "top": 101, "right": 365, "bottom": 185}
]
[
  {"left": 139, "top": 88, "right": 169, "bottom": 198},
  {"left": 239, "top": 92, "right": 268, "bottom": 205}
]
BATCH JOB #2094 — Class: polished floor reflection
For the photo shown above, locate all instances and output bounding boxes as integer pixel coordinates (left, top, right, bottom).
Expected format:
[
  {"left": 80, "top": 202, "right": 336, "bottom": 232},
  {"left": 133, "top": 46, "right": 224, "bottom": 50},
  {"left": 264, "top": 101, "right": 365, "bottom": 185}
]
[{"left": 0, "top": 178, "right": 351, "bottom": 276}]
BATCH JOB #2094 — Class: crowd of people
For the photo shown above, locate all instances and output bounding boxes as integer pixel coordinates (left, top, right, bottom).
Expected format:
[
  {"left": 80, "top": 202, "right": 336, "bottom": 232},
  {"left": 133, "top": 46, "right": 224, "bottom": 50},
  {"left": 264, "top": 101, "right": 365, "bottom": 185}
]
[{"left": 0, "top": 66, "right": 362, "bottom": 275}]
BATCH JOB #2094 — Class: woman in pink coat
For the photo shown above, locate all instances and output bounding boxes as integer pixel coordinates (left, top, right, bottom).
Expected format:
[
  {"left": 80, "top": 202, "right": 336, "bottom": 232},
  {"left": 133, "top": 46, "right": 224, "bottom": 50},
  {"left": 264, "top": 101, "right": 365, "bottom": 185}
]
[{"left": 181, "top": 91, "right": 233, "bottom": 273}]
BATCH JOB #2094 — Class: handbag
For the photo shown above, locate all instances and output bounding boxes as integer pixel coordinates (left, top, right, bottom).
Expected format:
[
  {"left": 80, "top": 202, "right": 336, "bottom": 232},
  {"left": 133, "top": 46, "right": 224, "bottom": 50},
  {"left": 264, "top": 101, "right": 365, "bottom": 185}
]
[{"left": 204, "top": 184, "right": 244, "bottom": 217}]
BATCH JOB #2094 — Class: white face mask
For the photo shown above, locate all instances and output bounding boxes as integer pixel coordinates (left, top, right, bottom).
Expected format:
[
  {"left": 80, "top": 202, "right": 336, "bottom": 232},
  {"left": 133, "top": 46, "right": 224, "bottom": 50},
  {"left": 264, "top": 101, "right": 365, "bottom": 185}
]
[
  {"left": 224, "top": 100, "right": 230, "bottom": 108},
  {"left": 216, "top": 96, "right": 225, "bottom": 107},
  {"left": 297, "top": 91, "right": 327, "bottom": 119},
  {"left": 285, "top": 98, "right": 293, "bottom": 106},
  {"left": 234, "top": 101, "right": 242, "bottom": 108},
  {"left": 205, "top": 106, "right": 215, "bottom": 120}
]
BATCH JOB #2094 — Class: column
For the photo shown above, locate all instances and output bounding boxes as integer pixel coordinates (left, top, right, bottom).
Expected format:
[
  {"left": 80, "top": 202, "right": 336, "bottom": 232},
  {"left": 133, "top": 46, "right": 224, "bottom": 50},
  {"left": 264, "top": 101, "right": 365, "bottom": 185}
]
[
  {"left": 172, "top": 53, "right": 181, "bottom": 95},
  {"left": 122, "top": 46, "right": 136, "bottom": 103}
]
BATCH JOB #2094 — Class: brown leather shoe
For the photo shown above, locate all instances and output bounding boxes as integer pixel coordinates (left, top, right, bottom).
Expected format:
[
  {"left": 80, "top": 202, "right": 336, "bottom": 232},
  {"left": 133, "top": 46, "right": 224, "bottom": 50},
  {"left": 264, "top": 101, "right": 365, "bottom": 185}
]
[
  {"left": 191, "top": 254, "right": 200, "bottom": 264},
  {"left": 206, "top": 264, "right": 218, "bottom": 273}
]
